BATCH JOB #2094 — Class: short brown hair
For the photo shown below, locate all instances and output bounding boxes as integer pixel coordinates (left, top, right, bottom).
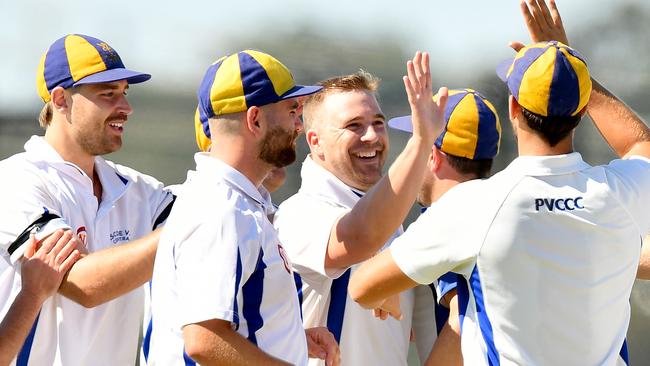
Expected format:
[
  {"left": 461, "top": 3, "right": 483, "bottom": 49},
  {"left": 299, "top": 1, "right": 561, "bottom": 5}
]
[
  {"left": 446, "top": 154, "right": 494, "bottom": 179},
  {"left": 303, "top": 71, "right": 380, "bottom": 130},
  {"left": 38, "top": 102, "right": 53, "bottom": 128},
  {"left": 521, "top": 107, "right": 581, "bottom": 147}
]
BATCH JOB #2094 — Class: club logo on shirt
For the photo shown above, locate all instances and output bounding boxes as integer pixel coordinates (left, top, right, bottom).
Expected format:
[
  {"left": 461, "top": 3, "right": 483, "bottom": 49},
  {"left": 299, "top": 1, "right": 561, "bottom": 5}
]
[
  {"left": 534, "top": 197, "right": 584, "bottom": 212},
  {"left": 109, "top": 229, "right": 130, "bottom": 244},
  {"left": 76, "top": 226, "right": 88, "bottom": 247},
  {"left": 277, "top": 244, "right": 292, "bottom": 274}
]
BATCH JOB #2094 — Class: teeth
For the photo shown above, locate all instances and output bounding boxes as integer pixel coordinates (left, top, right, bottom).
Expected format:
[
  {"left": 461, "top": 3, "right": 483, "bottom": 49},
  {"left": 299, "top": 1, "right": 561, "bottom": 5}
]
[
  {"left": 356, "top": 151, "right": 377, "bottom": 158},
  {"left": 109, "top": 123, "right": 123, "bottom": 128}
]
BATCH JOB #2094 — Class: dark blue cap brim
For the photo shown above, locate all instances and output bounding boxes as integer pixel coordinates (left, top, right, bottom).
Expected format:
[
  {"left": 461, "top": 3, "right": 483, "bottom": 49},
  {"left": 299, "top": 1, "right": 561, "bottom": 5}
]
[
  {"left": 496, "top": 58, "right": 514, "bottom": 82},
  {"left": 280, "top": 85, "right": 323, "bottom": 100},
  {"left": 73, "top": 68, "right": 151, "bottom": 87},
  {"left": 388, "top": 115, "right": 414, "bottom": 133}
]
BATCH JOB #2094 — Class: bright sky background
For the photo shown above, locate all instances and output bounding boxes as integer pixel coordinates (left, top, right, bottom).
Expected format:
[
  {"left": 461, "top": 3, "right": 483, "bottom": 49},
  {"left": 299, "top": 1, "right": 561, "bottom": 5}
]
[{"left": 1, "top": 0, "right": 646, "bottom": 113}]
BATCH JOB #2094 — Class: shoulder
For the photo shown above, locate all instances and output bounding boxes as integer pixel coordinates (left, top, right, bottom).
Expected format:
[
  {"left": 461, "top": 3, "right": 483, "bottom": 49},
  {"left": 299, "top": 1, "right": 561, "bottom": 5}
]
[{"left": 105, "top": 160, "right": 166, "bottom": 189}]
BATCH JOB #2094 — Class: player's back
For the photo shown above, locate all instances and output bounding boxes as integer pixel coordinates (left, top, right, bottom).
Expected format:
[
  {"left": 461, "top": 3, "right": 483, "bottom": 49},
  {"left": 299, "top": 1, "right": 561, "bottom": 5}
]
[{"left": 461, "top": 153, "right": 650, "bottom": 365}]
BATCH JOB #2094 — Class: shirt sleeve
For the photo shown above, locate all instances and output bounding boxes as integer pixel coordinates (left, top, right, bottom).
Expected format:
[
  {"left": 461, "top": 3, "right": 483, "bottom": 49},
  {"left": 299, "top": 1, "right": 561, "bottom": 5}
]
[
  {"left": 435, "top": 272, "right": 459, "bottom": 306},
  {"left": 175, "top": 204, "right": 261, "bottom": 328},
  {"left": 0, "top": 167, "right": 69, "bottom": 264},
  {"left": 390, "top": 199, "right": 479, "bottom": 285},
  {"left": 274, "top": 196, "right": 349, "bottom": 279},
  {"left": 605, "top": 156, "right": 650, "bottom": 234}
]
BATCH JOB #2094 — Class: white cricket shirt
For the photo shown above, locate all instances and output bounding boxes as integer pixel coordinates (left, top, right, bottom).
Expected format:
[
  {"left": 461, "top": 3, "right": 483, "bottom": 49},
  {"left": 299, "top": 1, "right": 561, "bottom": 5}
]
[
  {"left": 391, "top": 153, "right": 650, "bottom": 366},
  {"left": 148, "top": 153, "right": 307, "bottom": 365},
  {"left": 274, "top": 156, "right": 414, "bottom": 366},
  {"left": 0, "top": 136, "right": 174, "bottom": 366}
]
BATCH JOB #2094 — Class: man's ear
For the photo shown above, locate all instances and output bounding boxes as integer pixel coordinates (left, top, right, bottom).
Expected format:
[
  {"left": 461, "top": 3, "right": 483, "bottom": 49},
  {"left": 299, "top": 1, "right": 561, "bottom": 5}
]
[
  {"left": 50, "top": 87, "right": 68, "bottom": 113},
  {"left": 306, "top": 129, "right": 322, "bottom": 156},
  {"left": 431, "top": 148, "right": 443, "bottom": 173},
  {"left": 245, "top": 106, "right": 263, "bottom": 137},
  {"left": 509, "top": 95, "right": 521, "bottom": 122}
]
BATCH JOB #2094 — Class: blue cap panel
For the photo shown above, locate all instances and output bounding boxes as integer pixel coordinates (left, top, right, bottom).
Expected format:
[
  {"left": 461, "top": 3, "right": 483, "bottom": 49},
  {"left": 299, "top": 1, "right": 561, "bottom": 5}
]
[{"left": 239, "top": 52, "right": 280, "bottom": 108}]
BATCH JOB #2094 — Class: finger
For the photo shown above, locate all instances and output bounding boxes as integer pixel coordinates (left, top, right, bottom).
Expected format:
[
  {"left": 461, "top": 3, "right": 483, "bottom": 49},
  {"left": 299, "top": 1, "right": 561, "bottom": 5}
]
[
  {"left": 306, "top": 334, "right": 326, "bottom": 360},
  {"left": 389, "top": 307, "right": 403, "bottom": 320},
  {"left": 373, "top": 308, "right": 381, "bottom": 318},
  {"left": 531, "top": 0, "right": 553, "bottom": 31},
  {"left": 322, "top": 333, "right": 338, "bottom": 366},
  {"left": 59, "top": 249, "right": 80, "bottom": 273},
  {"left": 422, "top": 52, "right": 431, "bottom": 91},
  {"left": 54, "top": 237, "right": 77, "bottom": 267},
  {"left": 509, "top": 41, "right": 526, "bottom": 52},
  {"left": 50, "top": 230, "right": 73, "bottom": 258},
  {"left": 406, "top": 59, "right": 420, "bottom": 93},
  {"left": 535, "top": 0, "right": 555, "bottom": 31},
  {"left": 36, "top": 229, "right": 64, "bottom": 257},
  {"left": 403, "top": 75, "right": 415, "bottom": 104},
  {"left": 380, "top": 309, "right": 388, "bottom": 320},
  {"left": 413, "top": 51, "right": 424, "bottom": 89},
  {"left": 436, "top": 87, "right": 449, "bottom": 113},
  {"left": 549, "top": 0, "right": 568, "bottom": 44},
  {"left": 23, "top": 234, "right": 37, "bottom": 259},
  {"left": 521, "top": 0, "right": 541, "bottom": 42}
]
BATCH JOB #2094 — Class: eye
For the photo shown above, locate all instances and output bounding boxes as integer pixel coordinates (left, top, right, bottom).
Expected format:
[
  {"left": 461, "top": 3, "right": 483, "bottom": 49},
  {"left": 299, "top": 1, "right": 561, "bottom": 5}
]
[
  {"left": 346, "top": 122, "right": 361, "bottom": 131},
  {"left": 373, "top": 120, "right": 385, "bottom": 128}
]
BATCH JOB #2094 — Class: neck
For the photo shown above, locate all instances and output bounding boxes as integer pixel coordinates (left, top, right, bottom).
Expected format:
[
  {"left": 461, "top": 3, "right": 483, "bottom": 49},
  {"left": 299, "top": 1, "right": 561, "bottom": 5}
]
[
  {"left": 515, "top": 121, "right": 574, "bottom": 156},
  {"left": 210, "top": 138, "right": 271, "bottom": 188},
  {"left": 44, "top": 120, "right": 96, "bottom": 178}
]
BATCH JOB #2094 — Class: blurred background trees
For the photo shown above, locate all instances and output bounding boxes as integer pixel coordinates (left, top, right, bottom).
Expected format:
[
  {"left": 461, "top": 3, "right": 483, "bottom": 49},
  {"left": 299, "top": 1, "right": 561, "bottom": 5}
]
[{"left": 2, "top": 1, "right": 650, "bottom": 363}]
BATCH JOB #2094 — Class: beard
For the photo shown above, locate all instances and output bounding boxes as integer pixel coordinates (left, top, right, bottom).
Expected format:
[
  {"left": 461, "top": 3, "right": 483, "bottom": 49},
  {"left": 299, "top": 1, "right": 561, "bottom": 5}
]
[{"left": 259, "top": 125, "right": 297, "bottom": 168}]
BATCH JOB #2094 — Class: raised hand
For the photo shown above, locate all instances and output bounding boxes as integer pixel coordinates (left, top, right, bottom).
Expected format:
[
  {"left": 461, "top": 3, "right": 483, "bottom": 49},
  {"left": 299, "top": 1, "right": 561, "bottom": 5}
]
[
  {"left": 403, "top": 51, "right": 448, "bottom": 145},
  {"left": 511, "top": 0, "right": 569, "bottom": 52},
  {"left": 305, "top": 327, "right": 341, "bottom": 366}
]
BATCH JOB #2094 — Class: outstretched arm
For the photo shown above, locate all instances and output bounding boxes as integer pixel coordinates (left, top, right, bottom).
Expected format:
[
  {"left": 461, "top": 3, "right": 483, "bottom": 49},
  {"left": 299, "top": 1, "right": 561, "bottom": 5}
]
[
  {"left": 326, "top": 52, "right": 448, "bottom": 271},
  {"left": 58, "top": 228, "right": 161, "bottom": 308},
  {"left": 512, "top": 0, "right": 650, "bottom": 159},
  {"left": 0, "top": 230, "right": 80, "bottom": 365}
]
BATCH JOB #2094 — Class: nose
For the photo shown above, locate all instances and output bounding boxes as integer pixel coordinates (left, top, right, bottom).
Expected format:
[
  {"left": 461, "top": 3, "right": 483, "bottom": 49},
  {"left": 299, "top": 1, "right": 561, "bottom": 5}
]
[
  {"left": 117, "top": 94, "right": 133, "bottom": 116},
  {"left": 360, "top": 125, "right": 379, "bottom": 143},
  {"left": 294, "top": 116, "right": 303, "bottom": 135}
]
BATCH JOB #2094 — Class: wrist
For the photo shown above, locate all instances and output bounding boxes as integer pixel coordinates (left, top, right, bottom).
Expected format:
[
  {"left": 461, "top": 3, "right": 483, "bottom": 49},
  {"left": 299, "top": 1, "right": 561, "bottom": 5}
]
[{"left": 17, "top": 287, "right": 49, "bottom": 307}]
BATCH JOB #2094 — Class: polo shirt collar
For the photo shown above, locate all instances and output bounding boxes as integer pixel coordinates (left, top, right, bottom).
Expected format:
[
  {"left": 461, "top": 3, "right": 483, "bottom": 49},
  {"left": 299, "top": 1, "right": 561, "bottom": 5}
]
[
  {"left": 24, "top": 136, "right": 130, "bottom": 204},
  {"left": 505, "top": 152, "right": 591, "bottom": 176},
  {"left": 194, "top": 153, "right": 268, "bottom": 208},
  {"left": 299, "top": 155, "right": 363, "bottom": 209}
]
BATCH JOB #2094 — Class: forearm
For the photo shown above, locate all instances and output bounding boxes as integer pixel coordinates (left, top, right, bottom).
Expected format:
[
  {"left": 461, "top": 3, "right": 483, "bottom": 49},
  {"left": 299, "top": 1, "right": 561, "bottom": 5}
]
[
  {"left": 426, "top": 294, "right": 462, "bottom": 366},
  {"left": 0, "top": 291, "right": 45, "bottom": 365},
  {"left": 587, "top": 79, "right": 650, "bottom": 158},
  {"left": 333, "top": 136, "right": 431, "bottom": 265},
  {"left": 59, "top": 229, "right": 160, "bottom": 307},
  {"left": 184, "top": 321, "right": 291, "bottom": 365},
  {"left": 637, "top": 238, "right": 650, "bottom": 280}
]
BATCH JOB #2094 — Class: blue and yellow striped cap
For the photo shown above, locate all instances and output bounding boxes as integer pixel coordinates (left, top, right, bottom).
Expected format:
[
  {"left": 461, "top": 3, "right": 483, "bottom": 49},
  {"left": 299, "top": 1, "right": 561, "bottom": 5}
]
[
  {"left": 195, "top": 107, "right": 211, "bottom": 152},
  {"left": 196, "top": 50, "right": 322, "bottom": 134},
  {"left": 36, "top": 34, "right": 151, "bottom": 103},
  {"left": 496, "top": 41, "right": 591, "bottom": 117},
  {"left": 388, "top": 89, "right": 501, "bottom": 160}
]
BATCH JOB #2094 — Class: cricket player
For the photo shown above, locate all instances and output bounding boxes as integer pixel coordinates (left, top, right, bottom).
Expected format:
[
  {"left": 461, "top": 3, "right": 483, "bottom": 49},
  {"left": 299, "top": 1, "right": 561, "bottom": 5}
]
[
  {"left": 0, "top": 34, "right": 175, "bottom": 365},
  {"left": 148, "top": 50, "right": 339, "bottom": 366},
  {"left": 349, "top": 1, "right": 650, "bottom": 364},
  {"left": 392, "top": 88, "right": 500, "bottom": 366},
  {"left": 274, "top": 53, "right": 450, "bottom": 365}
]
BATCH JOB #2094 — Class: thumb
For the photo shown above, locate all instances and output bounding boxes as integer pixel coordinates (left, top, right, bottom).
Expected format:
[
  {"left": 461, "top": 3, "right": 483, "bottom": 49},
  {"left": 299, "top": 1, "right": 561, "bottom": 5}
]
[
  {"left": 509, "top": 41, "right": 526, "bottom": 52},
  {"left": 23, "top": 234, "right": 37, "bottom": 259}
]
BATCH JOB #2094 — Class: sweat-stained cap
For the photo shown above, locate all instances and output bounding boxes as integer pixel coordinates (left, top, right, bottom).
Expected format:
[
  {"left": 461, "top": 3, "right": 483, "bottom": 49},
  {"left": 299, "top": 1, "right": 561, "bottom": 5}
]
[{"left": 36, "top": 34, "right": 151, "bottom": 103}]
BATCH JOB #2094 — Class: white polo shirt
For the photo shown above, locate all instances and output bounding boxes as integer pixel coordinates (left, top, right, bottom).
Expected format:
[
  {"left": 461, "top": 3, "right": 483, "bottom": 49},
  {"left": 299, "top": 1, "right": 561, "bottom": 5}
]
[
  {"left": 274, "top": 156, "right": 414, "bottom": 366},
  {"left": 148, "top": 153, "right": 307, "bottom": 366},
  {"left": 391, "top": 152, "right": 650, "bottom": 366},
  {"left": 0, "top": 136, "right": 174, "bottom": 366}
]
